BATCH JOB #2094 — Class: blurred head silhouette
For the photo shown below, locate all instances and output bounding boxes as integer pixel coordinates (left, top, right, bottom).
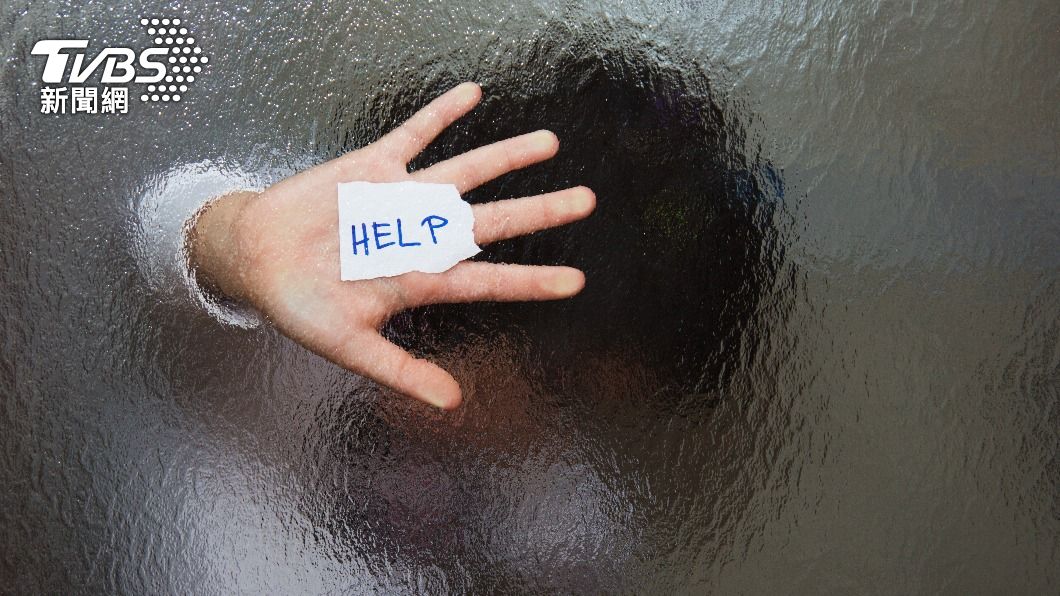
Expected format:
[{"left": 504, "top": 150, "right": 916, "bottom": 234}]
[
  {"left": 368, "top": 30, "right": 784, "bottom": 409},
  {"left": 306, "top": 24, "right": 788, "bottom": 592}
]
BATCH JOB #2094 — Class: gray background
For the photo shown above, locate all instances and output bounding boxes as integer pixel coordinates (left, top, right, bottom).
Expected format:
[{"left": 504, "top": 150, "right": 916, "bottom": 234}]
[{"left": 0, "top": 0, "right": 1057, "bottom": 593}]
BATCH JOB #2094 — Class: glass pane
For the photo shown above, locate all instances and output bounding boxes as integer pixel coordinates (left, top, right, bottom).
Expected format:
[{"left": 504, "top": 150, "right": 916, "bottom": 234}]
[{"left": 1, "top": 1, "right": 1056, "bottom": 592}]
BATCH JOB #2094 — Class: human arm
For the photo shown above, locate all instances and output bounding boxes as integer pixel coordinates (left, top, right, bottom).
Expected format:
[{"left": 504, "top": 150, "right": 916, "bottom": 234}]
[{"left": 188, "top": 82, "right": 595, "bottom": 409}]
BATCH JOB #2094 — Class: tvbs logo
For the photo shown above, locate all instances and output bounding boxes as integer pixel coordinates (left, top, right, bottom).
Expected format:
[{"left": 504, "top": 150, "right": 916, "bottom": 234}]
[
  {"left": 32, "top": 40, "right": 167, "bottom": 84},
  {"left": 32, "top": 17, "right": 207, "bottom": 114}
]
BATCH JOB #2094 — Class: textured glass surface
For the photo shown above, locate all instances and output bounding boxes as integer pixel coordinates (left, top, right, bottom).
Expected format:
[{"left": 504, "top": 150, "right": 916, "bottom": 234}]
[{"left": 1, "top": 0, "right": 1057, "bottom": 592}]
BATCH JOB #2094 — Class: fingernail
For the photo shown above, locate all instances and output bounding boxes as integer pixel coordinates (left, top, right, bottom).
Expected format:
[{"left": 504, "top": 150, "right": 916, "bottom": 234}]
[
  {"left": 531, "top": 129, "right": 560, "bottom": 151},
  {"left": 547, "top": 269, "right": 585, "bottom": 296},
  {"left": 457, "top": 81, "right": 480, "bottom": 95},
  {"left": 424, "top": 389, "right": 460, "bottom": 409},
  {"left": 571, "top": 187, "right": 596, "bottom": 213}
]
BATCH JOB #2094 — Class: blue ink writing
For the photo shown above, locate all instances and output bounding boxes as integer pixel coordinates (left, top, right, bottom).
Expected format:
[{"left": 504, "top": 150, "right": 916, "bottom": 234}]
[
  {"left": 372, "top": 221, "right": 394, "bottom": 250},
  {"left": 396, "top": 218, "right": 421, "bottom": 247},
  {"left": 350, "top": 214, "right": 450, "bottom": 256},
  {"left": 351, "top": 222, "right": 370, "bottom": 255},
  {"left": 421, "top": 215, "right": 448, "bottom": 244}
]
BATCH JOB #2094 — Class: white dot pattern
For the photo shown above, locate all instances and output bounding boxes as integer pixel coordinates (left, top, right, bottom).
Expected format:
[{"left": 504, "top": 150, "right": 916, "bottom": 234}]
[{"left": 139, "top": 16, "right": 208, "bottom": 104}]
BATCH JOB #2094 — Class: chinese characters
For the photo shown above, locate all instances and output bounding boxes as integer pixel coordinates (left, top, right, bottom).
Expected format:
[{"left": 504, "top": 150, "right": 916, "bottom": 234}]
[{"left": 40, "top": 86, "right": 128, "bottom": 114}]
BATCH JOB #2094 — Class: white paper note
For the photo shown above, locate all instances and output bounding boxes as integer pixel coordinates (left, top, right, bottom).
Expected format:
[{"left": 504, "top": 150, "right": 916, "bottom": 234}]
[{"left": 336, "top": 181, "right": 481, "bottom": 281}]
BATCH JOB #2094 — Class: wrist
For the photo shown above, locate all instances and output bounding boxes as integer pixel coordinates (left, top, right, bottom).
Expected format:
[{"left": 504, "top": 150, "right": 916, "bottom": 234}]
[{"left": 188, "top": 190, "right": 258, "bottom": 303}]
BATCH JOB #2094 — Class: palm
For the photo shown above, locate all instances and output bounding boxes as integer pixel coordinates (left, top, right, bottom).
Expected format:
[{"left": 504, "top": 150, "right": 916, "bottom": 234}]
[{"left": 227, "top": 83, "right": 594, "bottom": 408}]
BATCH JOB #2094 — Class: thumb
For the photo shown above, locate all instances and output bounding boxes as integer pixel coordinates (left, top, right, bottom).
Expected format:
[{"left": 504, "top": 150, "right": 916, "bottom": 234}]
[{"left": 341, "top": 331, "right": 463, "bottom": 409}]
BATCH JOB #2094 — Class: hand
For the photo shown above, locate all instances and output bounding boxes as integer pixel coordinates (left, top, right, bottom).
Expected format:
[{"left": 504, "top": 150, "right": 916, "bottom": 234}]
[{"left": 189, "top": 82, "right": 595, "bottom": 409}]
